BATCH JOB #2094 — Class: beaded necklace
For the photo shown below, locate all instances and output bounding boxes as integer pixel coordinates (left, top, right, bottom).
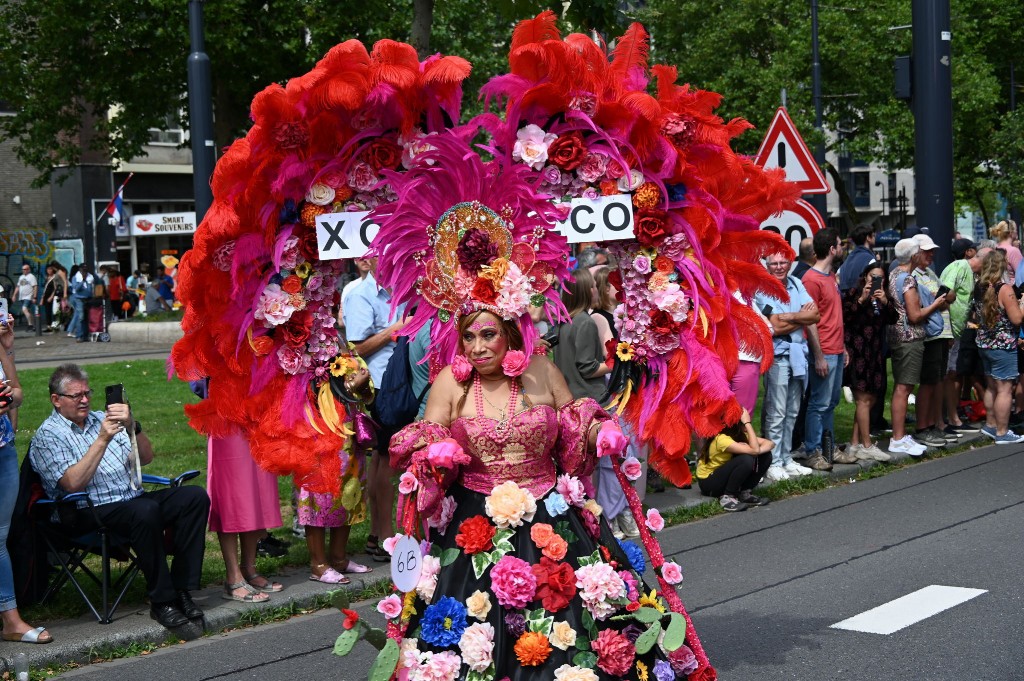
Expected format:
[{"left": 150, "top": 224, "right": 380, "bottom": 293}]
[{"left": 473, "top": 371, "right": 519, "bottom": 440}]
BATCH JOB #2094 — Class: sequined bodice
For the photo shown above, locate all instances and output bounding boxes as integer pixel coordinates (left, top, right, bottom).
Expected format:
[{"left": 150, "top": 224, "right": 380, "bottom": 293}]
[{"left": 450, "top": 405, "right": 560, "bottom": 497}]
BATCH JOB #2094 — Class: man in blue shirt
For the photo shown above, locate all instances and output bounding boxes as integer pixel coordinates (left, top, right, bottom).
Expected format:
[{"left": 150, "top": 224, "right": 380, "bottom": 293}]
[
  {"left": 755, "top": 253, "right": 821, "bottom": 480},
  {"left": 342, "top": 259, "right": 404, "bottom": 561},
  {"left": 30, "top": 364, "right": 210, "bottom": 628},
  {"left": 155, "top": 265, "right": 175, "bottom": 306}
]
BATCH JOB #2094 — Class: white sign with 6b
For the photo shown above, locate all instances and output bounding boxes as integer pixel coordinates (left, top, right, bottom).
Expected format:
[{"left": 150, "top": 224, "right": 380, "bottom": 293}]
[{"left": 390, "top": 534, "right": 423, "bottom": 593}]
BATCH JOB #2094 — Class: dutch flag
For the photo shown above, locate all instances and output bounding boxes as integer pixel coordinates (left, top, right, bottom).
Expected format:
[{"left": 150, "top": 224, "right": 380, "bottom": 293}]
[{"left": 103, "top": 172, "right": 134, "bottom": 225}]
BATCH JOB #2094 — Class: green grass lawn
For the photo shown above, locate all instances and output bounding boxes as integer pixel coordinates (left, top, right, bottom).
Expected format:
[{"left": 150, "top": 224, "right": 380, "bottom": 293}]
[{"left": 12, "top": 359, "right": 369, "bottom": 621}]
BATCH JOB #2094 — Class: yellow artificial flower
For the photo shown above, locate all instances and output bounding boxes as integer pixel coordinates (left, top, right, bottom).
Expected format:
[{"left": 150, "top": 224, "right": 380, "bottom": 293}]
[
  {"left": 480, "top": 257, "right": 510, "bottom": 283},
  {"left": 616, "top": 342, "right": 635, "bottom": 362},
  {"left": 295, "top": 262, "right": 313, "bottom": 278},
  {"left": 401, "top": 591, "right": 417, "bottom": 621},
  {"left": 636, "top": 660, "right": 649, "bottom": 681},
  {"left": 638, "top": 589, "right": 666, "bottom": 613}
]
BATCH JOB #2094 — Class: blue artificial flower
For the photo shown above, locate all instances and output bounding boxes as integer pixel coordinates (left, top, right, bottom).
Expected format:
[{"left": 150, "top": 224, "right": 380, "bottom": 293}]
[
  {"left": 617, "top": 539, "right": 646, "bottom": 574},
  {"left": 544, "top": 492, "right": 569, "bottom": 517},
  {"left": 666, "top": 183, "right": 688, "bottom": 202},
  {"left": 278, "top": 198, "right": 299, "bottom": 225},
  {"left": 653, "top": 659, "right": 676, "bottom": 681},
  {"left": 420, "top": 596, "right": 467, "bottom": 648}
]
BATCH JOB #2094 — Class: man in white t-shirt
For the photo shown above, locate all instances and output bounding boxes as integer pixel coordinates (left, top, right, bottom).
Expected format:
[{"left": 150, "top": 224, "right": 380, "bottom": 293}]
[{"left": 16, "top": 263, "right": 38, "bottom": 329}]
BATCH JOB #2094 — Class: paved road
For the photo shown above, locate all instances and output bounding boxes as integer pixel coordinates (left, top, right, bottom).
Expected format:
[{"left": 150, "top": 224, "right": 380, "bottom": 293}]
[{"left": 60, "top": 445, "right": 1024, "bottom": 679}]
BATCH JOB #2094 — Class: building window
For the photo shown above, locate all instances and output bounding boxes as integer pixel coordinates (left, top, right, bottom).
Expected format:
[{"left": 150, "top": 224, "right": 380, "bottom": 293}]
[{"left": 147, "top": 114, "right": 185, "bottom": 146}]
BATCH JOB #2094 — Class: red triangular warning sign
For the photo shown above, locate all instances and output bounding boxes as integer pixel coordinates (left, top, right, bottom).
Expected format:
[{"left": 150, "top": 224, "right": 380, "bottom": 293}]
[{"left": 754, "top": 107, "right": 830, "bottom": 195}]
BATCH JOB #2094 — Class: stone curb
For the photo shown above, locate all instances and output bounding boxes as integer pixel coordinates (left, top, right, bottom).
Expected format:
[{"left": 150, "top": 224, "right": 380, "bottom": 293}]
[{"left": 106, "top": 321, "right": 183, "bottom": 344}]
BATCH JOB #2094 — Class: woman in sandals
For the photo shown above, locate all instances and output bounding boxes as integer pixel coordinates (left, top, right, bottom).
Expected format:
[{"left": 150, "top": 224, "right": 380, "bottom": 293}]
[
  {"left": 299, "top": 356, "right": 375, "bottom": 584},
  {"left": 0, "top": 317, "right": 53, "bottom": 643},
  {"left": 197, "top": 379, "right": 284, "bottom": 603}
]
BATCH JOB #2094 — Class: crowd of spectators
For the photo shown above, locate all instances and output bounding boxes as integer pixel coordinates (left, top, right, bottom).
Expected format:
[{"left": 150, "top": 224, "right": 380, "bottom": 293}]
[{"left": 747, "top": 219, "right": 1024, "bottom": 492}]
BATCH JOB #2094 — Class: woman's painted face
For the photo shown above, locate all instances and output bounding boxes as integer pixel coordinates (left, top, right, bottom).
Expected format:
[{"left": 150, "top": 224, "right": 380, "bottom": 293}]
[{"left": 461, "top": 312, "right": 508, "bottom": 375}]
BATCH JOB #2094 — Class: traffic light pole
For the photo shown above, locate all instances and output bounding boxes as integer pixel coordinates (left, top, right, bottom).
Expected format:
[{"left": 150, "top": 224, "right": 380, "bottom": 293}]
[{"left": 911, "top": 0, "right": 954, "bottom": 269}]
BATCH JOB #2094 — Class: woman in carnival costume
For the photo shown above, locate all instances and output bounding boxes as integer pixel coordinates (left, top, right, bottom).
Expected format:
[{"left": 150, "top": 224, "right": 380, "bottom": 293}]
[{"left": 173, "top": 10, "right": 802, "bottom": 681}]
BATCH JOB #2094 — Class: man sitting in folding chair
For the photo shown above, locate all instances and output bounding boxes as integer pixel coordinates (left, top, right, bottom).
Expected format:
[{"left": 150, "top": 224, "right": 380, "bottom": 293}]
[{"left": 29, "top": 364, "right": 210, "bottom": 629}]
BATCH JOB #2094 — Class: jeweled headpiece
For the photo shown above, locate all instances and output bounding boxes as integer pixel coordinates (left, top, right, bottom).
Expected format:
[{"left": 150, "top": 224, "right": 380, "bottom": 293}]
[{"left": 371, "top": 130, "right": 570, "bottom": 371}]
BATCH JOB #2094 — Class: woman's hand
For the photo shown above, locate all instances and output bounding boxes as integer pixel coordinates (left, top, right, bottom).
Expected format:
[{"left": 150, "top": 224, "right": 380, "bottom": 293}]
[
  {"left": 859, "top": 280, "right": 872, "bottom": 304},
  {"left": 872, "top": 287, "right": 888, "bottom": 306}
]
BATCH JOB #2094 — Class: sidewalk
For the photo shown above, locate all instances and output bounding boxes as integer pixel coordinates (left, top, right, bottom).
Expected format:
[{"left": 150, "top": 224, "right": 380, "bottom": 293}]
[
  {"left": 0, "top": 428, "right": 987, "bottom": 673},
  {"left": 9, "top": 325, "right": 175, "bottom": 369}
]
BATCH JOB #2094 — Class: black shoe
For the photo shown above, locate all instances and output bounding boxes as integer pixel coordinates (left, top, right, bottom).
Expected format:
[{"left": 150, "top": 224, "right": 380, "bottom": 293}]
[
  {"left": 262, "top": 534, "right": 291, "bottom": 551},
  {"left": 176, "top": 590, "right": 204, "bottom": 620},
  {"left": 738, "top": 490, "right": 770, "bottom": 507},
  {"left": 150, "top": 602, "right": 190, "bottom": 628},
  {"left": 256, "top": 536, "right": 287, "bottom": 558}
]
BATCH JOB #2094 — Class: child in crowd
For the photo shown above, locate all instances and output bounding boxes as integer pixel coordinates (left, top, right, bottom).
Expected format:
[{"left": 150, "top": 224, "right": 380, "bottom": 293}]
[{"left": 696, "top": 407, "right": 774, "bottom": 512}]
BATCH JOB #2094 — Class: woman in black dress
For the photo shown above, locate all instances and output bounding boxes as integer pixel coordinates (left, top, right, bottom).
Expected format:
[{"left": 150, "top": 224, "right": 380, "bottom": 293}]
[{"left": 842, "top": 262, "right": 893, "bottom": 462}]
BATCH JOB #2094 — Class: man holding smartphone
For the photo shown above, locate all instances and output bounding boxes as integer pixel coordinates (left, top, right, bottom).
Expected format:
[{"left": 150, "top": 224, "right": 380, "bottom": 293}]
[{"left": 29, "top": 364, "right": 211, "bottom": 629}]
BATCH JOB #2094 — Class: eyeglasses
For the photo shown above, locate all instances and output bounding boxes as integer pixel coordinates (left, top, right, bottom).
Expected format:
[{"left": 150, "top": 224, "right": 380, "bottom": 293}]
[
  {"left": 57, "top": 390, "right": 92, "bottom": 401},
  {"left": 767, "top": 262, "right": 791, "bottom": 268}
]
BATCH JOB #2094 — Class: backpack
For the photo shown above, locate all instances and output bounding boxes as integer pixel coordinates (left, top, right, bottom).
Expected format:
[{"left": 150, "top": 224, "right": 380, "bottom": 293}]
[
  {"left": 374, "top": 336, "right": 429, "bottom": 430},
  {"left": 8, "top": 453, "right": 55, "bottom": 608}
]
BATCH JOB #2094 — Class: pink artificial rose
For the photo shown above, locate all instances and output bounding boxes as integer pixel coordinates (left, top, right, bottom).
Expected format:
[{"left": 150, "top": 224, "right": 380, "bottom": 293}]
[
  {"left": 621, "top": 456, "right": 642, "bottom": 481},
  {"left": 426, "top": 438, "right": 469, "bottom": 469},
  {"left": 501, "top": 350, "right": 529, "bottom": 377},
  {"left": 555, "top": 474, "right": 586, "bottom": 507},
  {"left": 491, "top": 555, "right": 537, "bottom": 609},
  {"left": 596, "top": 422, "right": 628, "bottom": 458},
  {"left": 382, "top": 534, "right": 402, "bottom": 556},
  {"left": 347, "top": 161, "right": 379, "bottom": 193},
  {"left": 427, "top": 496, "right": 457, "bottom": 535},
  {"left": 578, "top": 152, "right": 609, "bottom": 184},
  {"left": 661, "top": 561, "right": 683, "bottom": 585},
  {"left": 398, "top": 472, "right": 419, "bottom": 495},
  {"left": 376, "top": 594, "right": 403, "bottom": 619},
  {"left": 451, "top": 355, "right": 473, "bottom": 382},
  {"left": 645, "top": 508, "right": 665, "bottom": 532}
]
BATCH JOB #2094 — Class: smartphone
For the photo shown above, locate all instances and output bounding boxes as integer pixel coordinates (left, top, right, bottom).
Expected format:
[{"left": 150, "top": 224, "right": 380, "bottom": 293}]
[
  {"left": 761, "top": 304, "right": 774, "bottom": 316},
  {"left": 540, "top": 328, "right": 559, "bottom": 348},
  {"left": 0, "top": 380, "right": 11, "bottom": 408},
  {"left": 936, "top": 285, "right": 951, "bottom": 298},
  {"left": 870, "top": 275, "right": 882, "bottom": 292},
  {"left": 0, "top": 298, "right": 7, "bottom": 323},
  {"left": 105, "top": 384, "right": 125, "bottom": 409}
]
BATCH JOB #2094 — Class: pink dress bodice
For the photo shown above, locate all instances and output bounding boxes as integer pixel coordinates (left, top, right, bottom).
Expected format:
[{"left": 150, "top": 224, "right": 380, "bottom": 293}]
[{"left": 450, "top": 405, "right": 560, "bottom": 498}]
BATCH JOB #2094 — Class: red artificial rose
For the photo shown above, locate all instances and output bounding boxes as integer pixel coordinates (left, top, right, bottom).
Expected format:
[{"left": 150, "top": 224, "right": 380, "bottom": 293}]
[
  {"left": 649, "top": 309, "right": 680, "bottom": 336},
  {"left": 654, "top": 255, "right": 675, "bottom": 273},
  {"left": 635, "top": 209, "right": 671, "bottom": 248},
  {"left": 298, "top": 229, "right": 320, "bottom": 263},
  {"left": 531, "top": 557, "right": 577, "bottom": 613},
  {"left": 688, "top": 664, "right": 719, "bottom": 681},
  {"left": 604, "top": 338, "right": 618, "bottom": 368},
  {"left": 471, "top": 277, "right": 498, "bottom": 305},
  {"left": 341, "top": 608, "right": 360, "bottom": 630},
  {"left": 281, "top": 275, "right": 303, "bottom": 294},
  {"left": 599, "top": 180, "right": 619, "bottom": 196},
  {"left": 579, "top": 508, "right": 601, "bottom": 540},
  {"left": 281, "top": 310, "right": 313, "bottom": 347},
  {"left": 591, "top": 629, "right": 636, "bottom": 677},
  {"left": 361, "top": 138, "right": 402, "bottom": 171},
  {"left": 607, "top": 269, "right": 624, "bottom": 302},
  {"left": 547, "top": 131, "right": 587, "bottom": 171},
  {"left": 455, "top": 515, "right": 496, "bottom": 554},
  {"left": 626, "top": 601, "right": 640, "bottom": 612}
]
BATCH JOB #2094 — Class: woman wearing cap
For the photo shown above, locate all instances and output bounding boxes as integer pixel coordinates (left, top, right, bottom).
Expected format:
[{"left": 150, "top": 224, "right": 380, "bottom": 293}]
[{"left": 886, "top": 237, "right": 952, "bottom": 456}]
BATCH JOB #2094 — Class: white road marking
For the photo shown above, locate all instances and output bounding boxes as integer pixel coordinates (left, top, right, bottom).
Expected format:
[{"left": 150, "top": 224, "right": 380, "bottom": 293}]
[{"left": 831, "top": 585, "right": 988, "bottom": 635}]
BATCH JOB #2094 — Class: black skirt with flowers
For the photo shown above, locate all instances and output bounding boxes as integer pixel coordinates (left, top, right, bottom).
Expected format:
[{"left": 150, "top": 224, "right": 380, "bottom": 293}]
[{"left": 392, "top": 483, "right": 698, "bottom": 681}]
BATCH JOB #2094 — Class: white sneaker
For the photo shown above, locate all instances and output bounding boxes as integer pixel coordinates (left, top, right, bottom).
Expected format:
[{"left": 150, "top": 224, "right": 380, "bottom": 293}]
[
  {"left": 616, "top": 513, "right": 641, "bottom": 538},
  {"left": 888, "top": 435, "right": 926, "bottom": 457},
  {"left": 861, "top": 445, "right": 892, "bottom": 462},
  {"left": 783, "top": 461, "right": 813, "bottom": 476},
  {"left": 765, "top": 465, "right": 790, "bottom": 482}
]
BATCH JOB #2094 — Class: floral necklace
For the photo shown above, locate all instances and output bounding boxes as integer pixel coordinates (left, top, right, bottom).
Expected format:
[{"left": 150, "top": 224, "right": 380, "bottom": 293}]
[{"left": 473, "top": 371, "right": 519, "bottom": 440}]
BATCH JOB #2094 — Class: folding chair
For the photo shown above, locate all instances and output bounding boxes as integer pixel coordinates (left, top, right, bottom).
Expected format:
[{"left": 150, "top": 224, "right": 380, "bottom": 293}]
[{"left": 30, "top": 470, "right": 200, "bottom": 624}]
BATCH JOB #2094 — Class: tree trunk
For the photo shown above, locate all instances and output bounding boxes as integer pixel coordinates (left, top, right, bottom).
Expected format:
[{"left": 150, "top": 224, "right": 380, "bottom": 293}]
[
  {"left": 824, "top": 162, "right": 859, "bottom": 232},
  {"left": 411, "top": 0, "right": 434, "bottom": 59},
  {"left": 974, "top": 192, "right": 990, "bottom": 229}
]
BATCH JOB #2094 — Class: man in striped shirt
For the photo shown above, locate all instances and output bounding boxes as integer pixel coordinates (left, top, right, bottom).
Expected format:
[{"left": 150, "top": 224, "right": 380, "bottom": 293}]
[{"left": 29, "top": 364, "right": 210, "bottom": 629}]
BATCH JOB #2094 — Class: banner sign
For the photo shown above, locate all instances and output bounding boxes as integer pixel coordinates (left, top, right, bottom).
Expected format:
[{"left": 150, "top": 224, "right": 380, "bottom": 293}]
[
  {"left": 316, "top": 196, "right": 638, "bottom": 260},
  {"left": 131, "top": 212, "right": 197, "bottom": 237}
]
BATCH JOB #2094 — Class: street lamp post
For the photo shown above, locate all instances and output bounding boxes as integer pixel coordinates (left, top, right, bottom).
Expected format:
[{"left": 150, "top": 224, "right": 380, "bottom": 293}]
[{"left": 187, "top": 0, "right": 216, "bottom": 225}]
